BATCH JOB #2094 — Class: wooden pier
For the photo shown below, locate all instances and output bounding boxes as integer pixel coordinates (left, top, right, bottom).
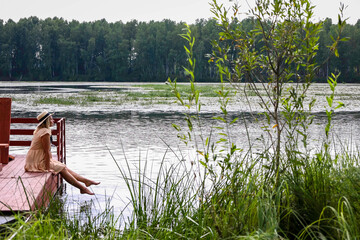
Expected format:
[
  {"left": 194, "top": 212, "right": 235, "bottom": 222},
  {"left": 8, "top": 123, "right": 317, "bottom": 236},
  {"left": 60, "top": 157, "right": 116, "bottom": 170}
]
[{"left": 0, "top": 98, "right": 66, "bottom": 214}]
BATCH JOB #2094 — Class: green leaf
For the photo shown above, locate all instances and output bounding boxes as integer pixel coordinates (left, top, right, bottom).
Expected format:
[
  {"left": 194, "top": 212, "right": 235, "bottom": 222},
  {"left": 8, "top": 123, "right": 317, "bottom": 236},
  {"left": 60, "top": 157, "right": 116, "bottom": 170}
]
[
  {"left": 200, "top": 161, "right": 207, "bottom": 168},
  {"left": 172, "top": 124, "right": 181, "bottom": 131},
  {"left": 230, "top": 117, "right": 239, "bottom": 124},
  {"left": 189, "top": 58, "right": 193, "bottom": 67},
  {"left": 335, "top": 101, "right": 345, "bottom": 109},
  {"left": 184, "top": 46, "right": 190, "bottom": 54},
  {"left": 326, "top": 96, "right": 333, "bottom": 107},
  {"left": 290, "top": 159, "right": 305, "bottom": 166},
  {"left": 212, "top": 116, "right": 226, "bottom": 123},
  {"left": 339, "top": 37, "right": 350, "bottom": 42}
]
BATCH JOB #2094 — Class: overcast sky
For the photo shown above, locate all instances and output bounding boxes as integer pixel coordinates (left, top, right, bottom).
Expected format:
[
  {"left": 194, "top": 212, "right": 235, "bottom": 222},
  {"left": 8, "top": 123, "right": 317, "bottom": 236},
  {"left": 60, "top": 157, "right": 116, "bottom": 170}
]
[{"left": 0, "top": 0, "right": 358, "bottom": 24}]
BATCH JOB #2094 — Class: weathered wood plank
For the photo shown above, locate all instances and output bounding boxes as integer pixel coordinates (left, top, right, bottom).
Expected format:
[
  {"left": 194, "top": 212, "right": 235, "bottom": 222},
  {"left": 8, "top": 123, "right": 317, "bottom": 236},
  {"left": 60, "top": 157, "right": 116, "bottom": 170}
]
[
  {"left": 10, "top": 129, "right": 59, "bottom": 136},
  {"left": 0, "top": 155, "right": 59, "bottom": 212},
  {"left": 11, "top": 118, "right": 62, "bottom": 124},
  {"left": 0, "top": 175, "right": 54, "bottom": 211},
  {"left": 9, "top": 141, "right": 32, "bottom": 146},
  {"left": 0, "top": 172, "right": 47, "bottom": 211},
  {"left": 0, "top": 157, "right": 25, "bottom": 192}
]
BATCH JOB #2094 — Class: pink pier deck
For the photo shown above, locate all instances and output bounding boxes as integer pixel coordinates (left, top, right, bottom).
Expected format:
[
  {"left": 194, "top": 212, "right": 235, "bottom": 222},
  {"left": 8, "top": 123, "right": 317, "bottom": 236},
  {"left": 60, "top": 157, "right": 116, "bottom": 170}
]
[
  {"left": 0, "top": 116, "right": 66, "bottom": 213},
  {"left": 0, "top": 155, "right": 58, "bottom": 211}
]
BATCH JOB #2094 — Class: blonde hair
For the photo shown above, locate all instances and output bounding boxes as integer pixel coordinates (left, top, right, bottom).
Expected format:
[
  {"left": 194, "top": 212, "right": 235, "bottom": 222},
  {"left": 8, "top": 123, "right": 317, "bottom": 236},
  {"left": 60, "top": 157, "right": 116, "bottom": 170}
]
[{"left": 34, "top": 117, "right": 51, "bottom": 134}]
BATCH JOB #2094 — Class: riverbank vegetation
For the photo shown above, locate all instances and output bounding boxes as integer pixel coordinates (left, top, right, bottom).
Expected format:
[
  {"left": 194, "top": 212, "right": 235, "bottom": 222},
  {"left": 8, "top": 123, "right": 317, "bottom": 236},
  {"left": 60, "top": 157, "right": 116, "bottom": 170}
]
[
  {"left": 2, "top": 0, "right": 360, "bottom": 239},
  {"left": 1, "top": 197, "right": 121, "bottom": 239}
]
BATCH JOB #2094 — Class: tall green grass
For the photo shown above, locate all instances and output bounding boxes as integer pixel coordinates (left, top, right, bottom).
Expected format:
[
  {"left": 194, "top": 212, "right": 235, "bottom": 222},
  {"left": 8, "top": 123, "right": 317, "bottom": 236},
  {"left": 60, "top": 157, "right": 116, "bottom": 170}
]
[
  {"left": 111, "top": 138, "right": 360, "bottom": 239},
  {"left": 3, "top": 121, "right": 360, "bottom": 239},
  {"left": 1, "top": 196, "right": 121, "bottom": 239}
]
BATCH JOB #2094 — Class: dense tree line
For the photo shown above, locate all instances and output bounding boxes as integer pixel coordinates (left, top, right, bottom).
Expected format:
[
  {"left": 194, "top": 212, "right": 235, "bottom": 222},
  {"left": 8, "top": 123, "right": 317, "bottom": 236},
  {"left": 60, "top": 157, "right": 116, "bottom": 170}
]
[{"left": 0, "top": 17, "right": 359, "bottom": 82}]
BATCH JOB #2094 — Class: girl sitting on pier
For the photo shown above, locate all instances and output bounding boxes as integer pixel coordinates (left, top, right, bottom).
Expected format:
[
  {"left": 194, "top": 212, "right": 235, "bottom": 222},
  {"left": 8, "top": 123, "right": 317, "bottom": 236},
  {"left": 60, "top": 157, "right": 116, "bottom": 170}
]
[{"left": 24, "top": 111, "right": 100, "bottom": 195}]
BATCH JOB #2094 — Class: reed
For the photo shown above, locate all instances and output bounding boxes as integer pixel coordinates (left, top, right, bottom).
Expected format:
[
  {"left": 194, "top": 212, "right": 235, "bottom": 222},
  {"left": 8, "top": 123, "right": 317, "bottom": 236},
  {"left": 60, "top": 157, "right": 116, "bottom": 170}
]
[
  {"left": 113, "top": 135, "right": 360, "bottom": 239},
  {"left": 1, "top": 196, "right": 121, "bottom": 239}
]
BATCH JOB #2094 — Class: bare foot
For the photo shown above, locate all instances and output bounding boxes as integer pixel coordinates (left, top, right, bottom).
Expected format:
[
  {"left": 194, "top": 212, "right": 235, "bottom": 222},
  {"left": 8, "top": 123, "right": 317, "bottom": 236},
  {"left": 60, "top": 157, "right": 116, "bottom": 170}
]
[
  {"left": 85, "top": 180, "right": 100, "bottom": 187},
  {"left": 80, "top": 188, "right": 95, "bottom": 195}
]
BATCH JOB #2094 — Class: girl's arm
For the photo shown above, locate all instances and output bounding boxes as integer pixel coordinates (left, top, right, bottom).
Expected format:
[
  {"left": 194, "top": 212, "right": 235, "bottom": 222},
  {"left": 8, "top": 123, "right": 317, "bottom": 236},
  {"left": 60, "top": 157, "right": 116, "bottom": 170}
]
[{"left": 41, "top": 133, "right": 52, "bottom": 171}]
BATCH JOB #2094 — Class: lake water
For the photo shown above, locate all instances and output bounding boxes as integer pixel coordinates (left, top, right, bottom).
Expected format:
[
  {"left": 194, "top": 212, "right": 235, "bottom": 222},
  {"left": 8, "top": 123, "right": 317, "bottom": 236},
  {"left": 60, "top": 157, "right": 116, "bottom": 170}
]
[{"left": 1, "top": 81, "right": 360, "bottom": 223}]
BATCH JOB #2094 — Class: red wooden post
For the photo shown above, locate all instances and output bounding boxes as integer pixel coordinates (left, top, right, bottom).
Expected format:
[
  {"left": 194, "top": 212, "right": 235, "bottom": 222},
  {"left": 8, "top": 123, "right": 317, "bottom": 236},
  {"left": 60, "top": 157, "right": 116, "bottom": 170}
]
[{"left": 0, "top": 98, "right": 12, "bottom": 167}]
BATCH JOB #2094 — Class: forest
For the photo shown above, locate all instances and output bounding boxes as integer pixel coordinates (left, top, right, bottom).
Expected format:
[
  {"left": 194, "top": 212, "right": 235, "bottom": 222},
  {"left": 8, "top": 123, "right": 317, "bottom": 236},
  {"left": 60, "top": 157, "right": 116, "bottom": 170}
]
[{"left": 0, "top": 16, "right": 359, "bottom": 82}]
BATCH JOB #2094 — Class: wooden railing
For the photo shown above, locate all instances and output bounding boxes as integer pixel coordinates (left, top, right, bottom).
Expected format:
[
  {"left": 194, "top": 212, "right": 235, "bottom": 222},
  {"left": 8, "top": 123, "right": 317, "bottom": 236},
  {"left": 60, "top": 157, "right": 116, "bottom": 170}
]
[{"left": 10, "top": 118, "right": 66, "bottom": 165}]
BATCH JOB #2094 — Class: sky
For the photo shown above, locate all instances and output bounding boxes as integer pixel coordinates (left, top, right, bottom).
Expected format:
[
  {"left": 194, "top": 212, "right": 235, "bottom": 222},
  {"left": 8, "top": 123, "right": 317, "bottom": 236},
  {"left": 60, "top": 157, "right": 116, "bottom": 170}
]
[{"left": 0, "top": 0, "right": 358, "bottom": 25}]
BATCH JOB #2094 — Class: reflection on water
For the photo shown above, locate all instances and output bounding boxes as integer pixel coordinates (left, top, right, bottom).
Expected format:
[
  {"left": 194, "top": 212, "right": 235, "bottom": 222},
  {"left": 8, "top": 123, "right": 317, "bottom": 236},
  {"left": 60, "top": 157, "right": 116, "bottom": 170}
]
[{"left": 3, "top": 81, "right": 360, "bottom": 221}]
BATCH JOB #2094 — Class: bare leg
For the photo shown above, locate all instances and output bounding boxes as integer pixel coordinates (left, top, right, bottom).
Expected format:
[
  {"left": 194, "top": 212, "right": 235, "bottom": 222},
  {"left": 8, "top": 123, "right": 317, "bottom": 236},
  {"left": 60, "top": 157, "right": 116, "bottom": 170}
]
[
  {"left": 60, "top": 167, "right": 94, "bottom": 195},
  {"left": 66, "top": 168, "right": 100, "bottom": 187}
]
